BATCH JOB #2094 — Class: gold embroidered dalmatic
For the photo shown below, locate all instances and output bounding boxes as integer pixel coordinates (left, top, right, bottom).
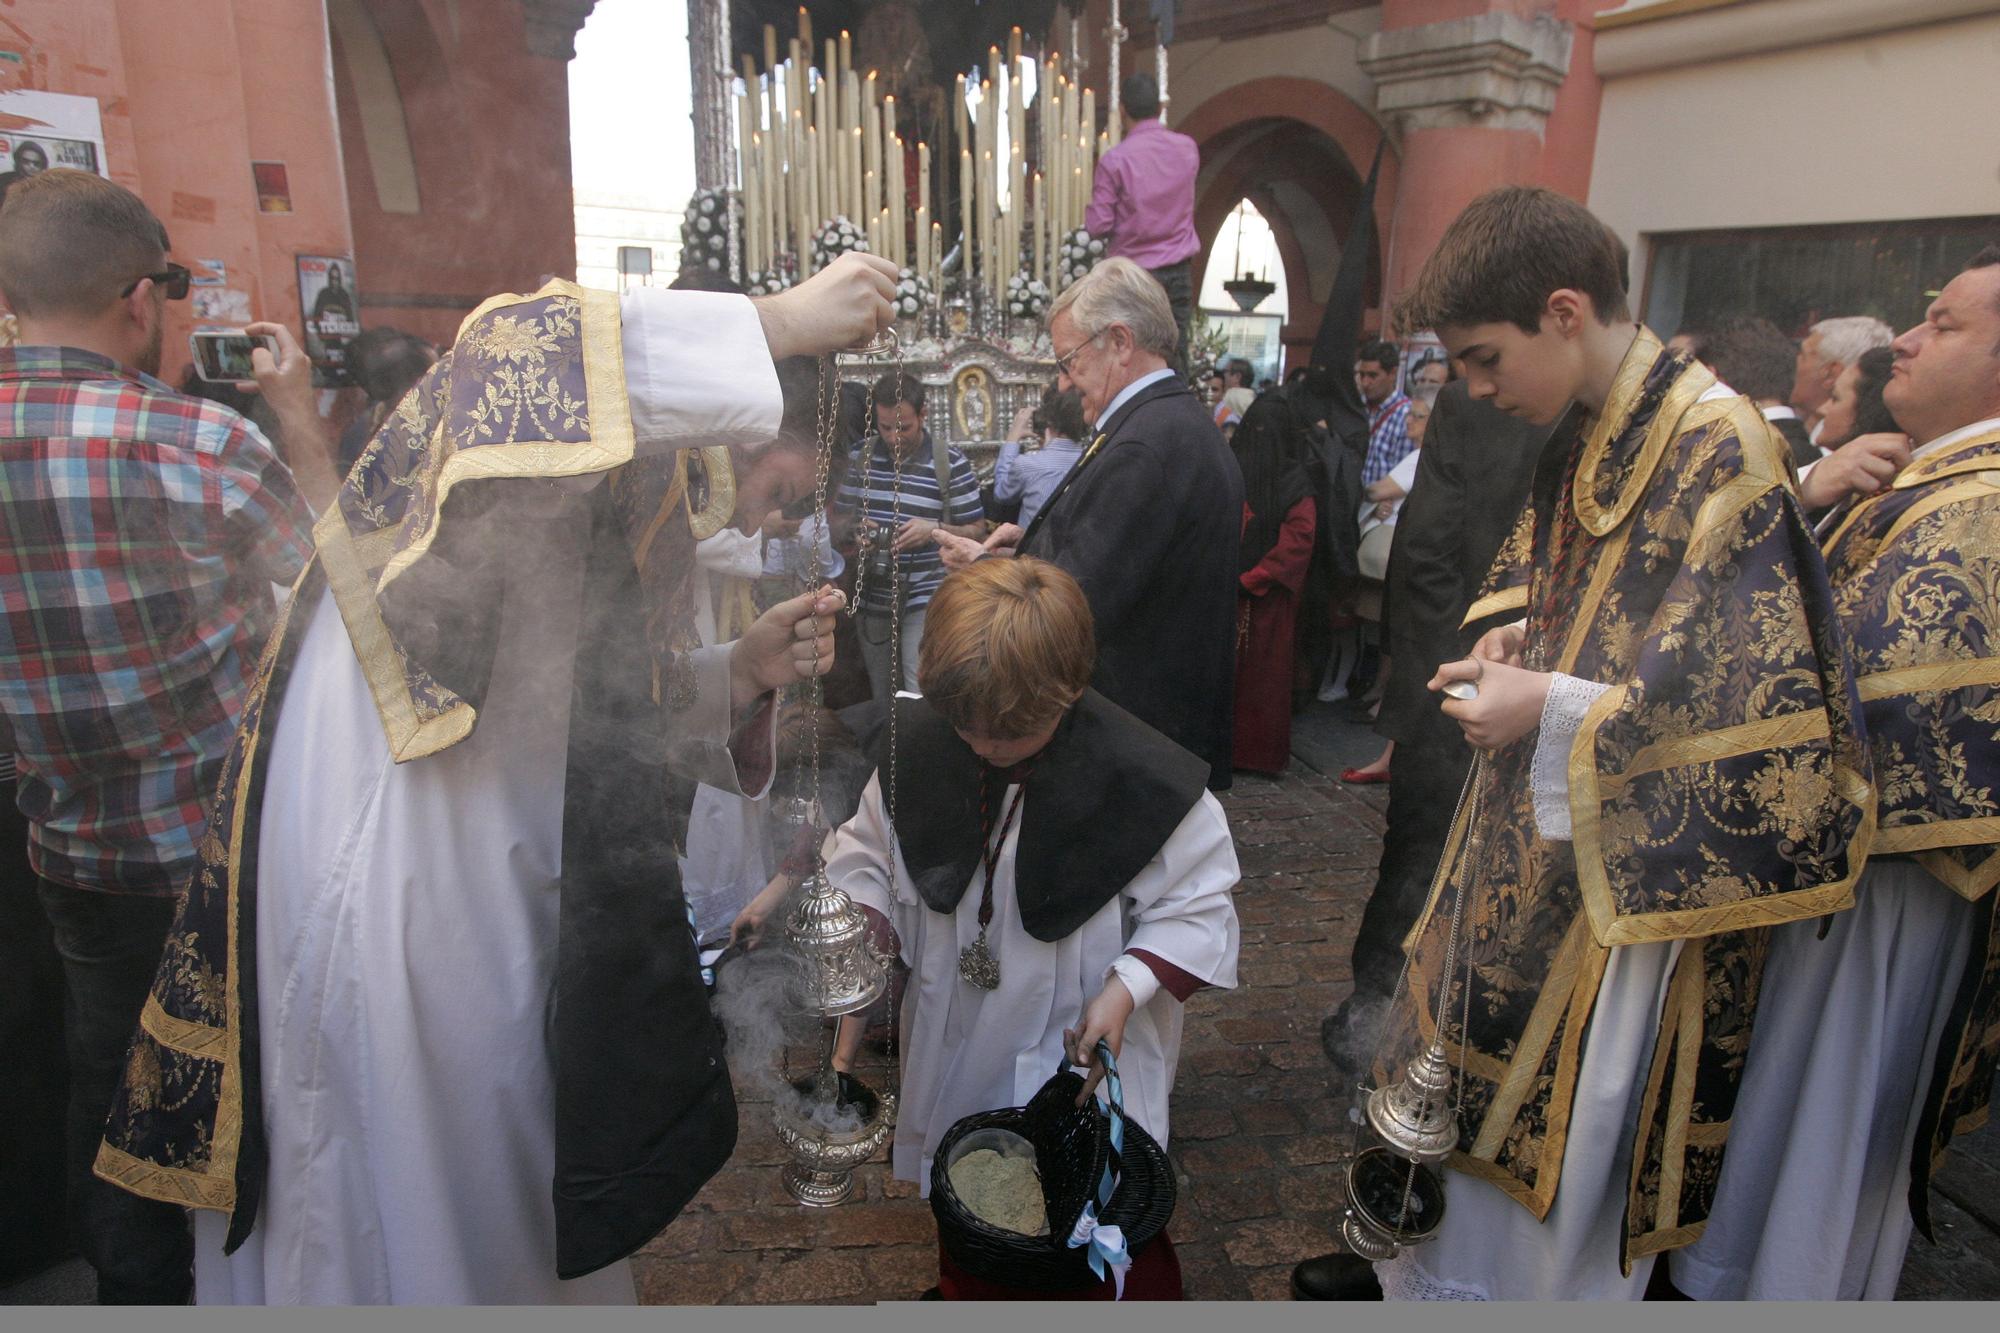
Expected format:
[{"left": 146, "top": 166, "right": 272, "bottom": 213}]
[
  {"left": 1821, "top": 427, "right": 2000, "bottom": 1232},
  {"left": 1381, "top": 330, "right": 1874, "bottom": 1272}
]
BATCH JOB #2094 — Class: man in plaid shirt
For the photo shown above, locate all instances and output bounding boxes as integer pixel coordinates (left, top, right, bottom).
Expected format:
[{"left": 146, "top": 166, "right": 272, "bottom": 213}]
[
  {"left": 0, "top": 170, "right": 321, "bottom": 1302},
  {"left": 1356, "top": 338, "right": 1414, "bottom": 487}
]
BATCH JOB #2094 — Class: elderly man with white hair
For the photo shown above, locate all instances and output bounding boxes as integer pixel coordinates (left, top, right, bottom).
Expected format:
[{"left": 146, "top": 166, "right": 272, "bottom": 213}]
[
  {"left": 936, "top": 258, "right": 1244, "bottom": 789},
  {"left": 1792, "top": 313, "right": 1895, "bottom": 445}
]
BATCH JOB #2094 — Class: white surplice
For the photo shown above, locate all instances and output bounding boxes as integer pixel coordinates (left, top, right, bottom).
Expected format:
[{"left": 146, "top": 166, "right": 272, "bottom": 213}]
[
  {"left": 193, "top": 290, "right": 783, "bottom": 1305},
  {"left": 1670, "top": 860, "right": 1974, "bottom": 1300},
  {"left": 1376, "top": 664, "right": 1688, "bottom": 1301},
  {"left": 824, "top": 772, "right": 1241, "bottom": 1191}
]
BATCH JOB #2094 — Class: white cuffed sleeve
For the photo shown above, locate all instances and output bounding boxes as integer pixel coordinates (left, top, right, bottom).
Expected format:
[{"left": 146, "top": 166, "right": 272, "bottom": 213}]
[
  {"left": 1118, "top": 793, "right": 1242, "bottom": 992},
  {"left": 619, "top": 288, "right": 782, "bottom": 454},
  {"left": 1530, "top": 672, "right": 1614, "bottom": 840}
]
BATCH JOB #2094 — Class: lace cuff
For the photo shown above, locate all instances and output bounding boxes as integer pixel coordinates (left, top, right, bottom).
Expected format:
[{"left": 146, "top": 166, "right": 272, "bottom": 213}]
[{"left": 1530, "top": 673, "right": 1614, "bottom": 841}]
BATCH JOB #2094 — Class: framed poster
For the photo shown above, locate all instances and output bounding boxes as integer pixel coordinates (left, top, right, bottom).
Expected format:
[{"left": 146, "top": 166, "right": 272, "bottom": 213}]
[
  {"left": 296, "top": 254, "right": 360, "bottom": 387},
  {"left": 0, "top": 90, "right": 108, "bottom": 212}
]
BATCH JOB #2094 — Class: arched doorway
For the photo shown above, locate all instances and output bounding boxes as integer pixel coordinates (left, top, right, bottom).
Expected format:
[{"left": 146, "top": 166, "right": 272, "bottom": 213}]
[
  {"left": 1198, "top": 199, "right": 1290, "bottom": 384},
  {"left": 1176, "top": 78, "right": 1397, "bottom": 370}
]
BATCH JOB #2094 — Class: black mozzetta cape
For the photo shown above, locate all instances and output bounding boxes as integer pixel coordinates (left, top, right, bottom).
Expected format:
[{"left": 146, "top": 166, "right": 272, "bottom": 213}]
[
  {"left": 1019, "top": 377, "right": 1245, "bottom": 791},
  {"left": 886, "top": 690, "right": 1209, "bottom": 940}
]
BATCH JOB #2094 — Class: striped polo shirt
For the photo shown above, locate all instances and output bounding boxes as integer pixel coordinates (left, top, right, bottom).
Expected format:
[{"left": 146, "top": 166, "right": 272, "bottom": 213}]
[{"left": 836, "top": 432, "right": 982, "bottom": 614}]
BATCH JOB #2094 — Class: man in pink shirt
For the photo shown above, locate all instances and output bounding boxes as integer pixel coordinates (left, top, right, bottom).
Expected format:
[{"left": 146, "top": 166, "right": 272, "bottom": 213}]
[{"left": 1086, "top": 72, "right": 1201, "bottom": 372}]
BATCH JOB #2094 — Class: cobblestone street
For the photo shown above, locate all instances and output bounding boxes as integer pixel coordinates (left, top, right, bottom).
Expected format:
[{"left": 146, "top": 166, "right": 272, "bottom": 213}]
[{"left": 629, "top": 708, "right": 2000, "bottom": 1306}]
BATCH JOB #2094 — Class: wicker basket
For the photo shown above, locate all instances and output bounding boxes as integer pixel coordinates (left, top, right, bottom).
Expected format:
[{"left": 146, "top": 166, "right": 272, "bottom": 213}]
[{"left": 930, "top": 1043, "right": 1176, "bottom": 1292}]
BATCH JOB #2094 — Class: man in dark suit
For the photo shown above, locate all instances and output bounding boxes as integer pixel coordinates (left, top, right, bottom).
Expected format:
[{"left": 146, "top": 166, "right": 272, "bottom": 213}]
[
  {"left": 938, "top": 258, "right": 1244, "bottom": 789},
  {"left": 1294, "top": 379, "right": 1548, "bottom": 1300},
  {"left": 1701, "top": 315, "right": 1818, "bottom": 470}
]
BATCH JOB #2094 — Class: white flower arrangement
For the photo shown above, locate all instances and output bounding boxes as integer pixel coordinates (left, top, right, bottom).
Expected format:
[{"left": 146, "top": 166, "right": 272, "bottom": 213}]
[
  {"left": 894, "top": 268, "right": 933, "bottom": 318},
  {"left": 1058, "top": 229, "right": 1108, "bottom": 287},
  {"left": 812, "top": 216, "right": 869, "bottom": 270},
  {"left": 679, "top": 188, "right": 738, "bottom": 274},
  {"left": 744, "top": 268, "right": 792, "bottom": 298},
  {"left": 1005, "top": 271, "right": 1052, "bottom": 320}
]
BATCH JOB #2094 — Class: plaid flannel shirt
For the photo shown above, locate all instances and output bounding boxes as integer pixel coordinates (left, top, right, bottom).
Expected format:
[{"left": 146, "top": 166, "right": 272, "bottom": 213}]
[
  {"left": 0, "top": 346, "right": 314, "bottom": 894},
  {"left": 1362, "top": 390, "right": 1414, "bottom": 488}
]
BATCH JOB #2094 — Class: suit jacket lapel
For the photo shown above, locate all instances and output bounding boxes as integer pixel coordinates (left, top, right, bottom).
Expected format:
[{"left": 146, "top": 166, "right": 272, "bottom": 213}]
[{"left": 1021, "top": 377, "right": 1191, "bottom": 546}]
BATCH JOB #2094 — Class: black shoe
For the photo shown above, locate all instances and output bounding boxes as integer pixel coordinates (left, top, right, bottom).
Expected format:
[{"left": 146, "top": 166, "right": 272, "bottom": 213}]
[{"left": 1291, "top": 1252, "right": 1383, "bottom": 1301}]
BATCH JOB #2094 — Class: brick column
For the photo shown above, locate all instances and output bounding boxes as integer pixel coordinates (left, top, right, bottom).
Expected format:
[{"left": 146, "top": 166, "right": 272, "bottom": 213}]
[{"left": 1361, "top": 8, "right": 1575, "bottom": 317}]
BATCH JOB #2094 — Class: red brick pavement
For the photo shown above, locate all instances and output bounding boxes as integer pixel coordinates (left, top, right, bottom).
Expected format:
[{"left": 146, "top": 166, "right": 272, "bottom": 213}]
[{"left": 634, "top": 762, "right": 1387, "bottom": 1304}]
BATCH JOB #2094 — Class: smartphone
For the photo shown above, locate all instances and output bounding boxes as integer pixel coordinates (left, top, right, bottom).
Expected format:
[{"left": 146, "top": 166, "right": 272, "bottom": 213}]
[{"left": 189, "top": 330, "right": 278, "bottom": 383}]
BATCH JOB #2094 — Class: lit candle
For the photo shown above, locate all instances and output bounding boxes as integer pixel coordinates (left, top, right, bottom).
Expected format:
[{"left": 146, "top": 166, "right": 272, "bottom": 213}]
[
  {"left": 932, "top": 220, "right": 944, "bottom": 297},
  {"left": 864, "top": 87, "right": 880, "bottom": 225},
  {"left": 805, "top": 125, "right": 821, "bottom": 260},
  {"left": 797, "top": 6, "right": 811, "bottom": 52},
  {"left": 917, "top": 142, "right": 931, "bottom": 242},
  {"left": 839, "top": 30, "right": 853, "bottom": 91},
  {"left": 850, "top": 126, "right": 864, "bottom": 228},
  {"left": 915, "top": 203, "right": 928, "bottom": 280}
]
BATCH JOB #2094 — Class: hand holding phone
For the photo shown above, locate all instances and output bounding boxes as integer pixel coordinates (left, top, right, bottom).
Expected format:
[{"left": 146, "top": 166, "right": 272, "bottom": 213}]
[{"left": 189, "top": 330, "right": 278, "bottom": 383}]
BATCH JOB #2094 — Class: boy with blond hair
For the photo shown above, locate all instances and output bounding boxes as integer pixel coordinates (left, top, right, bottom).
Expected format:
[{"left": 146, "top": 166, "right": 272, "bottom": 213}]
[{"left": 825, "top": 557, "right": 1240, "bottom": 1299}]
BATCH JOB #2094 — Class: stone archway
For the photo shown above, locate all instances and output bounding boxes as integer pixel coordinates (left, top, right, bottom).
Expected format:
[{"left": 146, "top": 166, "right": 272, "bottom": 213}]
[{"left": 1176, "top": 77, "right": 1399, "bottom": 365}]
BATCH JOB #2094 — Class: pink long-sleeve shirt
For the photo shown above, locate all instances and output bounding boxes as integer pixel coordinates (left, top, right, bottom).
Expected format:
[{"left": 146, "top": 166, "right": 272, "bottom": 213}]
[{"left": 1085, "top": 119, "right": 1201, "bottom": 270}]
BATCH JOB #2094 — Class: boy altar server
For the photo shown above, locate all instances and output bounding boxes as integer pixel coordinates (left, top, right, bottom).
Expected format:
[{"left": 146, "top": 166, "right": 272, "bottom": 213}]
[
  {"left": 1363, "top": 188, "right": 1872, "bottom": 1300},
  {"left": 825, "top": 557, "right": 1241, "bottom": 1299}
]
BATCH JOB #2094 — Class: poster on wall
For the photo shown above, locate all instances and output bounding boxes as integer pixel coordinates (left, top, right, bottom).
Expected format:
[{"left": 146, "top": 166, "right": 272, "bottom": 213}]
[
  {"left": 0, "top": 89, "right": 108, "bottom": 212},
  {"left": 1400, "top": 331, "right": 1448, "bottom": 404},
  {"left": 296, "top": 254, "right": 360, "bottom": 388},
  {"left": 252, "top": 161, "right": 292, "bottom": 214}
]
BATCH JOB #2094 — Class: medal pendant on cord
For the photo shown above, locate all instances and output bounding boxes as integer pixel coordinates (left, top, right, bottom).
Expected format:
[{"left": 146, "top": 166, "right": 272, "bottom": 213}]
[{"left": 959, "top": 930, "right": 1001, "bottom": 990}]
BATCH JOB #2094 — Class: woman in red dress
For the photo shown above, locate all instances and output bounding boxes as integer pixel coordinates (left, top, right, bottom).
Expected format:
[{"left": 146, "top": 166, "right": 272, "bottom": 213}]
[{"left": 1230, "top": 397, "right": 1317, "bottom": 775}]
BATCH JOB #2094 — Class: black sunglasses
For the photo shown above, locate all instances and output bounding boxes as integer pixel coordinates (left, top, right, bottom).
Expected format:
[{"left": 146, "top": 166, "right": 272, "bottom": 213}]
[{"left": 121, "top": 262, "right": 191, "bottom": 301}]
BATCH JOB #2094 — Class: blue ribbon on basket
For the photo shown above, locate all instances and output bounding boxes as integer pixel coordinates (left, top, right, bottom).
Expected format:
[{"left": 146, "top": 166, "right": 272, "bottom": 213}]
[{"left": 1065, "top": 1040, "right": 1135, "bottom": 1298}]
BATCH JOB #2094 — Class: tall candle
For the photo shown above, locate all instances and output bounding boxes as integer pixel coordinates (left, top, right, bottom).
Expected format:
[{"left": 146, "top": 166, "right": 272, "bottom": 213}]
[
  {"left": 1032, "top": 172, "right": 1045, "bottom": 289},
  {"left": 932, "top": 220, "right": 944, "bottom": 297},
  {"left": 864, "top": 92, "right": 880, "bottom": 226},
  {"left": 806, "top": 126, "right": 821, "bottom": 260},
  {"left": 983, "top": 150, "right": 997, "bottom": 303},
  {"left": 960, "top": 149, "right": 975, "bottom": 297},
  {"left": 850, "top": 126, "right": 864, "bottom": 228},
  {"left": 764, "top": 25, "right": 778, "bottom": 77},
  {"left": 797, "top": 6, "right": 811, "bottom": 52},
  {"left": 736, "top": 89, "right": 757, "bottom": 273},
  {"left": 917, "top": 142, "right": 931, "bottom": 241}
]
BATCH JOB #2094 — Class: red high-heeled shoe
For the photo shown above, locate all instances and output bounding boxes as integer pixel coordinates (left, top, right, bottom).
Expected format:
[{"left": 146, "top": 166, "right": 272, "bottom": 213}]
[{"left": 1340, "top": 766, "right": 1391, "bottom": 784}]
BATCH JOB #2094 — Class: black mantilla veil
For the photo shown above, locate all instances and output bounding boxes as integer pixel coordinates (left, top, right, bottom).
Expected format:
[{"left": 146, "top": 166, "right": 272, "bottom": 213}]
[{"left": 1233, "top": 395, "right": 1313, "bottom": 576}]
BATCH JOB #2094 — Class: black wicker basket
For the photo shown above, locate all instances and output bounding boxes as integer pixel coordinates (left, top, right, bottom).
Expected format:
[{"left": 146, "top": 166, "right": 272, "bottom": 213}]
[{"left": 930, "top": 1042, "right": 1176, "bottom": 1293}]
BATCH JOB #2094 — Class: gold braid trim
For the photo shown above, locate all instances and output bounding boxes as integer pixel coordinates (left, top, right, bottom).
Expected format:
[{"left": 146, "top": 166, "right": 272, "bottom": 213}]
[
  {"left": 1571, "top": 683, "right": 1872, "bottom": 944},
  {"left": 1857, "top": 655, "right": 2000, "bottom": 703},
  {"left": 1881, "top": 475, "right": 2000, "bottom": 551},
  {"left": 318, "top": 512, "right": 478, "bottom": 763},
  {"left": 1596, "top": 710, "right": 1831, "bottom": 800},
  {"left": 92, "top": 1140, "right": 234, "bottom": 1212},
  {"left": 140, "top": 994, "right": 226, "bottom": 1059},
  {"left": 1909, "top": 839, "right": 2000, "bottom": 902},
  {"left": 1460, "top": 584, "right": 1528, "bottom": 630},
  {"left": 1472, "top": 915, "right": 1594, "bottom": 1159},
  {"left": 1890, "top": 428, "right": 2000, "bottom": 488}
]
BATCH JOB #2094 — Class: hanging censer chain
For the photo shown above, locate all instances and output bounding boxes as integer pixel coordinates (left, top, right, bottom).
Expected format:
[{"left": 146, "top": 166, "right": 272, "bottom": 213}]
[{"left": 1351, "top": 748, "right": 1492, "bottom": 1242}]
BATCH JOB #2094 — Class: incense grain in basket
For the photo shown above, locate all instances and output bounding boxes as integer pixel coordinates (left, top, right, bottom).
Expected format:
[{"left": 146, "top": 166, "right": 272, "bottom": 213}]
[{"left": 947, "top": 1149, "right": 1049, "bottom": 1236}]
